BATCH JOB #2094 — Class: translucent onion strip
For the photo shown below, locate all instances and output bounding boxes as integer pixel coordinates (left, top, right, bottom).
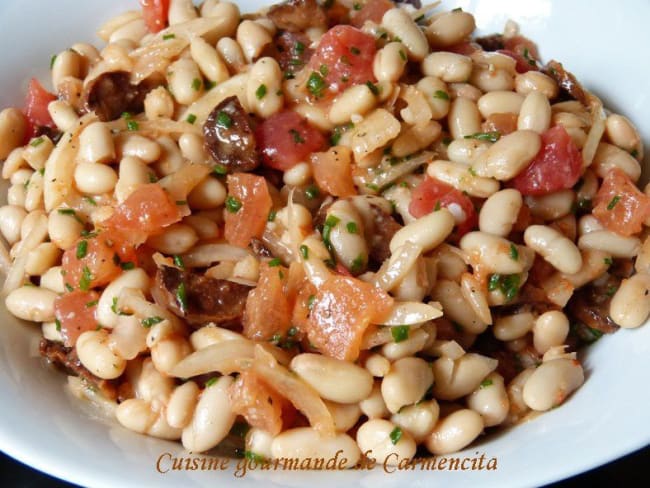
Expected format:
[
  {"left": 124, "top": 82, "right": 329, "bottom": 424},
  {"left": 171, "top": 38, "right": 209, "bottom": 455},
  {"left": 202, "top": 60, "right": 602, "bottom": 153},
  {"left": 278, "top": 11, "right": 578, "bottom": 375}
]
[{"left": 378, "top": 301, "right": 443, "bottom": 326}]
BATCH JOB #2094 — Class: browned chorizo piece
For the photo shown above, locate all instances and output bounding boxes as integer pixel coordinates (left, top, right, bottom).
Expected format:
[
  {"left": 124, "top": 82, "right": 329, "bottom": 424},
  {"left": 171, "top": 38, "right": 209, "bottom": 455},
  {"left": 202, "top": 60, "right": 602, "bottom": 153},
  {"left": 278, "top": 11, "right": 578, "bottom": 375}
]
[
  {"left": 566, "top": 280, "right": 619, "bottom": 335},
  {"left": 39, "top": 339, "right": 118, "bottom": 400},
  {"left": 474, "top": 33, "right": 505, "bottom": 51},
  {"left": 545, "top": 60, "right": 588, "bottom": 106},
  {"left": 80, "top": 71, "right": 158, "bottom": 121},
  {"left": 267, "top": 0, "right": 327, "bottom": 32},
  {"left": 153, "top": 265, "right": 251, "bottom": 327},
  {"left": 203, "top": 96, "right": 260, "bottom": 172},
  {"left": 368, "top": 204, "right": 402, "bottom": 264}
]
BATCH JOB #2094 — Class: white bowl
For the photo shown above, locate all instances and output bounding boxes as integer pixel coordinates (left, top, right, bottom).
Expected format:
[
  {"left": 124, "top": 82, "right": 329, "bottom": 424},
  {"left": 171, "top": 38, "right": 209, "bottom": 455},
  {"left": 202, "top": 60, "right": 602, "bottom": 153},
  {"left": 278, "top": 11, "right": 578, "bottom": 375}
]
[{"left": 0, "top": 1, "right": 648, "bottom": 487}]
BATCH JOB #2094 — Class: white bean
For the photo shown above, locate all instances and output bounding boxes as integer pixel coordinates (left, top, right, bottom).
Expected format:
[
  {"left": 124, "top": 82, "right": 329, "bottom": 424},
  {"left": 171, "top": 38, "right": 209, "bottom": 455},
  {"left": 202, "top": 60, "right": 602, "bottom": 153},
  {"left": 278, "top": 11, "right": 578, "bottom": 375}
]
[
  {"left": 427, "top": 159, "right": 499, "bottom": 198},
  {"left": 168, "top": 0, "right": 197, "bottom": 25},
  {"left": 422, "top": 52, "right": 472, "bottom": 83},
  {"left": 390, "top": 208, "right": 454, "bottom": 254},
  {"left": 52, "top": 50, "right": 82, "bottom": 90},
  {"left": 190, "top": 37, "right": 229, "bottom": 84},
  {"left": 236, "top": 20, "right": 272, "bottom": 63},
  {"left": 76, "top": 329, "right": 127, "bottom": 380},
  {"left": 426, "top": 10, "right": 476, "bottom": 48},
  {"left": 524, "top": 225, "right": 582, "bottom": 274},
  {"left": 325, "top": 401, "right": 362, "bottom": 433},
  {"left": 479, "top": 189, "right": 522, "bottom": 237},
  {"left": 494, "top": 312, "right": 535, "bottom": 341},
  {"left": 271, "top": 428, "right": 360, "bottom": 466},
  {"left": 74, "top": 162, "right": 118, "bottom": 195},
  {"left": 5, "top": 286, "right": 57, "bottom": 322},
  {"left": 373, "top": 42, "right": 408, "bottom": 83},
  {"left": 359, "top": 382, "right": 390, "bottom": 419},
  {"left": 606, "top": 114, "right": 643, "bottom": 158},
  {"left": 425, "top": 409, "right": 484, "bottom": 455},
  {"left": 578, "top": 230, "right": 640, "bottom": 258},
  {"left": 47, "top": 207, "right": 83, "bottom": 250},
  {"left": 144, "top": 87, "right": 175, "bottom": 120},
  {"left": 40, "top": 266, "right": 65, "bottom": 293},
  {"left": 466, "top": 372, "right": 509, "bottom": 427},
  {"left": 48, "top": 100, "right": 79, "bottom": 132},
  {"left": 526, "top": 190, "right": 574, "bottom": 221},
  {"left": 416, "top": 76, "right": 451, "bottom": 120},
  {"left": 533, "top": 311, "right": 570, "bottom": 354},
  {"left": 365, "top": 353, "right": 391, "bottom": 378},
  {"left": 147, "top": 223, "right": 199, "bottom": 255},
  {"left": 168, "top": 58, "right": 204, "bottom": 105},
  {"left": 0, "top": 205, "right": 27, "bottom": 244},
  {"left": 460, "top": 231, "right": 526, "bottom": 274},
  {"left": 390, "top": 400, "right": 439, "bottom": 443},
  {"left": 245, "top": 428, "right": 274, "bottom": 461},
  {"left": 357, "top": 419, "right": 416, "bottom": 465},
  {"left": 591, "top": 142, "right": 641, "bottom": 181},
  {"left": 329, "top": 84, "right": 377, "bottom": 125},
  {"left": 478, "top": 91, "right": 524, "bottom": 118},
  {"left": 381, "top": 327, "right": 429, "bottom": 360},
  {"left": 78, "top": 122, "right": 115, "bottom": 164},
  {"left": 182, "top": 377, "right": 236, "bottom": 452},
  {"left": 432, "top": 353, "right": 498, "bottom": 400},
  {"left": 0, "top": 108, "right": 27, "bottom": 159},
  {"left": 609, "top": 273, "right": 650, "bottom": 329},
  {"left": 25, "top": 243, "right": 61, "bottom": 276},
  {"left": 96, "top": 269, "right": 150, "bottom": 328},
  {"left": 382, "top": 8, "right": 428, "bottom": 61},
  {"left": 166, "top": 381, "right": 200, "bottom": 429},
  {"left": 381, "top": 357, "right": 433, "bottom": 414},
  {"left": 471, "top": 130, "right": 541, "bottom": 180},
  {"left": 515, "top": 71, "right": 558, "bottom": 99},
  {"left": 518, "top": 91, "right": 551, "bottom": 133},
  {"left": 290, "top": 353, "right": 373, "bottom": 404},
  {"left": 247, "top": 57, "right": 284, "bottom": 118},
  {"left": 522, "top": 358, "right": 584, "bottom": 411},
  {"left": 470, "top": 66, "right": 514, "bottom": 92},
  {"left": 431, "top": 279, "right": 487, "bottom": 334}
]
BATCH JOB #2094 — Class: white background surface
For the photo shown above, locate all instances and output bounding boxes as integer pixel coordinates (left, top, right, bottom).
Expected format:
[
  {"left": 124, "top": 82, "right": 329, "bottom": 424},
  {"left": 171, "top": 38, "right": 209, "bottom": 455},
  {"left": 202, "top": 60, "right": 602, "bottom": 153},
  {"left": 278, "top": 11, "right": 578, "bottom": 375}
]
[{"left": 0, "top": 1, "right": 648, "bottom": 487}]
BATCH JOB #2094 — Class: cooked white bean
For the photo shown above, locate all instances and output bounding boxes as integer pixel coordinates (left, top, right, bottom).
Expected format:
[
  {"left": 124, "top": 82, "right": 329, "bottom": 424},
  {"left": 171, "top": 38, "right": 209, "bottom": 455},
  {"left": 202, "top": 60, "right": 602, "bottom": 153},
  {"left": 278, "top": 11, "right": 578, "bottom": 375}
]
[
  {"left": 382, "top": 8, "right": 428, "bottom": 61},
  {"left": 373, "top": 42, "right": 408, "bottom": 82},
  {"left": 416, "top": 76, "right": 451, "bottom": 120},
  {"left": 390, "top": 400, "right": 439, "bottom": 443},
  {"left": 494, "top": 312, "right": 535, "bottom": 341},
  {"left": 97, "top": 268, "right": 150, "bottom": 328},
  {"left": 114, "top": 156, "right": 150, "bottom": 202},
  {"left": 431, "top": 279, "right": 488, "bottom": 334},
  {"left": 117, "top": 133, "right": 162, "bottom": 164},
  {"left": 25, "top": 243, "right": 61, "bottom": 276},
  {"left": 329, "top": 84, "right": 377, "bottom": 125},
  {"left": 168, "top": 58, "right": 204, "bottom": 105},
  {"left": 427, "top": 159, "right": 499, "bottom": 198},
  {"left": 426, "top": 10, "right": 476, "bottom": 47},
  {"left": 524, "top": 225, "right": 582, "bottom": 274},
  {"left": 236, "top": 20, "right": 272, "bottom": 63},
  {"left": 144, "top": 86, "right": 175, "bottom": 120},
  {"left": 471, "top": 130, "right": 541, "bottom": 180},
  {"left": 518, "top": 91, "right": 551, "bottom": 133},
  {"left": 151, "top": 335, "right": 192, "bottom": 376},
  {"left": 325, "top": 401, "right": 362, "bottom": 433},
  {"left": 467, "top": 372, "right": 509, "bottom": 427},
  {"left": 271, "top": 428, "right": 360, "bottom": 466},
  {"left": 591, "top": 142, "right": 641, "bottom": 182},
  {"left": 527, "top": 190, "right": 575, "bottom": 221},
  {"left": 479, "top": 189, "right": 522, "bottom": 236},
  {"left": 522, "top": 358, "right": 584, "bottom": 411},
  {"left": 357, "top": 419, "right": 416, "bottom": 465},
  {"left": 217, "top": 37, "right": 246, "bottom": 72},
  {"left": 247, "top": 57, "right": 284, "bottom": 118},
  {"left": 0, "top": 205, "right": 27, "bottom": 244},
  {"left": 636, "top": 235, "right": 650, "bottom": 274},
  {"left": 282, "top": 162, "right": 312, "bottom": 187},
  {"left": 478, "top": 91, "right": 524, "bottom": 118},
  {"left": 166, "top": 381, "right": 200, "bottom": 429},
  {"left": 48, "top": 100, "right": 79, "bottom": 132},
  {"left": 186, "top": 177, "right": 226, "bottom": 210},
  {"left": 51, "top": 50, "right": 82, "bottom": 90},
  {"left": 432, "top": 353, "right": 498, "bottom": 400},
  {"left": 326, "top": 200, "right": 368, "bottom": 273},
  {"left": 360, "top": 382, "right": 390, "bottom": 419},
  {"left": 76, "top": 329, "right": 127, "bottom": 380},
  {"left": 245, "top": 428, "right": 274, "bottom": 460},
  {"left": 5, "top": 286, "right": 57, "bottom": 322},
  {"left": 422, "top": 52, "right": 472, "bottom": 83},
  {"left": 381, "top": 327, "right": 429, "bottom": 360},
  {"left": 446, "top": 138, "right": 489, "bottom": 166},
  {"left": 533, "top": 311, "right": 570, "bottom": 354},
  {"left": 448, "top": 82, "right": 482, "bottom": 102},
  {"left": 132, "top": 357, "right": 175, "bottom": 403},
  {"left": 606, "top": 114, "right": 643, "bottom": 158},
  {"left": 381, "top": 357, "right": 433, "bottom": 414},
  {"left": 182, "top": 377, "right": 236, "bottom": 452},
  {"left": 448, "top": 97, "right": 481, "bottom": 140},
  {"left": 389, "top": 208, "right": 454, "bottom": 254},
  {"left": 578, "top": 230, "right": 640, "bottom": 258},
  {"left": 78, "top": 122, "right": 115, "bottom": 164},
  {"left": 190, "top": 37, "right": 229, "bottom": 84},
  {"left": 609, "top": 273, "right": 650, "bottom": 329},
  {"left": 24, "top": 136, "right": 54, "bottom": 171},
  {"left": 425, "top": 409, "right": 484, "bottom": 455},
  {"left": 515, "top": 71, "right": 558, "bottom": 99},
  {"left": 294, "top": 103, "right": 333, "bottom": 132},
  {"left": 47, "top": 207, "right": 83, "bottom": 250},
  {"left": 168, "top": 0, "right": 197, "bottom": 25},
  {"left": 109, "top": 18, "right": 147, "bottom": 44},
  {"left": 115, "top": 398, "right": 157, "bottom": 436},
  {"left": 40, "top": 266, "right": 65, "bottom": 294},
  {"left": 290, "top": 353, "right": 373, "bottom": 404},
  {"left": 0, "top": 108, "right": 27, "bottom": 159},
  {"left": 470, "top": 66, "right": 514, "bottom": 92},
  {"left": 147, "top": 223, "right": 199, "bottom": 255},
  {"left": 74, "top": 162, "right": 118, "bottom": 195},
  {"left": 460, "top": 232, "right": 527, "bottom": 274}
]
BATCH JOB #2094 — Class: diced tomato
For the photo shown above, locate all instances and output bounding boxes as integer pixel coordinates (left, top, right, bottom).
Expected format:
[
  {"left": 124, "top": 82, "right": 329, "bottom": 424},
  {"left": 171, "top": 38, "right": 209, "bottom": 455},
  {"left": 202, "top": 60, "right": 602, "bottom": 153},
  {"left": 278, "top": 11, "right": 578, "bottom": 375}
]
[
  {"left": 54, "top": 290, "right": 100, "bottom": 347},
  {"left": 243, "top": 262, "right": 292, "bottom": 341},
  {"left": 23, "top": 78, "right": 56, "bottom": 139},
  {"left": 292, "top": 280, "right": 317, "bottom": 331},
  {"left": 350, "top": 0, "right": 393, "bottom": 28},
  {"left": 498, "top": 35, "right": 540, "bottom": 74},
  {"left": 61, "top": 234, "right": 136, "bottom": 291},
  {"left": 102, "top": 184, "right": 181, "bottom": 245},
  {"left": 310, "top": 147, "right": 356, "bottom": 197},
  {"left": 592, "top": 168, "right": 650, "bottom": 236},
  {"left": 140, "top": 0, "right": 169, "bottom": 33},
  {"left": 307, "top": 25, "right": 376, "bottom": 97},
  {"left": 409, "top": 177, "right": 478, "bottom": 237},
  {"left": 224, "top": 173, "right": 273, "bottom": 247},
  {"left": 229, "top": 370, "right": 290, "bottom": 436},
  {"left": 482, "top": 113, "right": 518, "bottom": 136},
  {"left": 498, "top": 49, "right": 537, "bottom": 74},
  {"left": 307, "top": 275, "right": 393, "bottom": 361},
  {"left": 512, "top": 125, "right": 582, "bottom": 196},
  {"left": 257, "top": 111, "right": 326, "bottom": 171}
]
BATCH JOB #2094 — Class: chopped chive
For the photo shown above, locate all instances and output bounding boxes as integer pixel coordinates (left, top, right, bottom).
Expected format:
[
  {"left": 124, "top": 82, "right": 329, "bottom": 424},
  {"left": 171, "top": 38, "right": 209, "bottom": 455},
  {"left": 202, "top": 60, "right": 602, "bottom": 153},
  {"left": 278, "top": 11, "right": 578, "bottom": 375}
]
[
  {"left": 79, "top": 266, "right": 92, "bottom": 291},
  {"left": 268, "top": 258, "right": 282, "bottom": 267},
  {"left": 85, "top": 299, "right": 98, "bottom": 308},
  {"left": 186, "top": 113, "right": 197, "bottom": 124},
  {"left": 176, "top": 282, "right": 188, "bottom": 312},
  {"left": 295, "top": 41, "right": 305, "bottom": 54},
  {"left": 141, "top": 316, "right": 164, "bottom": 328},
  {"left": 389, "top": 427, "right": 403, "bottom": 445},
  {"left": 365, "top": 81, "right": 379, "bottom": 96},
  {"left": 350, "top": 46, "right": 360, "bottom": 55},
  {"left": 173, "top": 255, "right": 185, "bottom": 269},
  {"left": 307, "top": 294, "right": 316, "bottom": 309},
  {"left": 307, "top": 71, "right": 327, "bottom": 98},
  {"left": 244, "top": 451, "right": 265, "bottom": 463},
  {"left": 607, "top": 195, "right": 621, "bottom": 210},
  {"left": 30, "top": 137, "right": 44, "bottom": 147},
  {"left": 120, "top": 261, "right": 135, "bottom": 270},
  {"left": 434, "top": 201, "right": 441, "bottom": 211},
  {"left": 50, "top": 54, "right": 57, "bottom": 69},
  {"left": 509, "top": 244, "right": 519, "bottom": 261},
  {"left": 399, "top": 50, "right": 407, "bottom": 61},
  {"left": 213, "top": 164, "right": 227, "bottom": 176},
  {"left": 464, "top": 131, "right": 501, "bottom": 143},
  {"left": 55, "top": 318, "right": 62, "bottom": 331},
  {"left": 605, "top": 285, "right": 618, "bottom": 297},
  {"left": 76, "top": 240, "right": 88, "bottom": 259},
  {"left": 267, "top": 210, "right": 277, "bottom": 222},
  {"left": 65, "top": 283, "right": 74, "bottom": 292},
  {"left": 84, "top": 196, "right": 97, "bottom": 206},
  {"left": 163, "top": 33, "right": 176, "bottom": 40},
  {"left": 319, "top": 64, "right": 329, "bottom": 77},
  {"left": 346, "top": 222, "right": 358, "bottom": 234},
  {"left": 225, "top": 195, "right": 242, "bottom": 213},
  {"left": 480, "top": 378, "right": 493, "bottom": 388},
  {"left": 205, "top": 377, "right": 219, "bottom": 387},
  {"left": 353, "top": 2, "right": 362, "bottom": 9},
  {"left": 217, "top": 111, "right": 233, "bottom": 128},
  {"left": 604, "top": 257, "right": 613, "bottom": 266},
  {"left": 289, "top": 128, "right": 305, "bottom": 144},
  {"left": 468, "top": 166, "right": 477, "bottom": 176},
  {"left": 255, "top": 84, "right": 267, "bottom": 100},
  {"left": 126, "top": 119, "right": 139, "bottom": 131},
  {"left": 175, "top": 200, "right": 187, "bottom": 206},
  {"left": 299, "top": 245, "right": 309, "bottom": 259},
  {"left": 391, "top": 325, "right": 409, "bottom": 343},
  {"left": 57, "top": 208, "right": 82, "bottom": 224},
  {"left": 111, "top": 296, "right": 119, "bottom": 314},
  {"left": 191, "top": 78, "right": 202, "bottom": 91},
  {"left": 305, "top": 185, "right": 320, "bottom": 200},
  {"left": 351, "top": 255, "right": 364, "bottom": 273}
]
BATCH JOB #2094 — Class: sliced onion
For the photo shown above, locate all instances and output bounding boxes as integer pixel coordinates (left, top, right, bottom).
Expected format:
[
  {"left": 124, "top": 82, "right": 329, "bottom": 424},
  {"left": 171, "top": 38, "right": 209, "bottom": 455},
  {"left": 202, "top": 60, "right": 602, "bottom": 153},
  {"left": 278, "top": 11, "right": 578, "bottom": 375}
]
[
  {"left": 429, "top": 340, "right": 465, "bottom": 360},
  {"left": 171, "top": 340, "right": 256, "bottom": 378},
  {"left": 582, "top": 93, "right": 606, "bottom": 167},
  {"left": 178, "top": 73, "right": 249, "bottom": 125},
  {"left": 149, "top": 16, "right": 236, "bottom": 45},
  {"left": 362, "top": 151, "right": 433, "bottom": 192},
  {"left": 158, "top": 163, "right": 211, "bottom": 201},
  {"left": 129, "top": 38, "right": 188, "bottom": 84},
  {"left": 109, "top": 315, "right": 148, "bottom": 360},
  {"left": 2, "top": 213, "right": 48, "bottom": 293},
  {"left": 378, "top": 301, "right": 443, "bottom": 326},
  {"left": 373, "top": 241, "right": 422, "bottom": 291},
  {"left": 181, "top": 243, "right": 251, "bottom": 267},
  {"left": 361, "top": 326, "right": 393, "bottom": 350},
  {"left": 252, "top": 345, "right": 335, "bottom": 437}
]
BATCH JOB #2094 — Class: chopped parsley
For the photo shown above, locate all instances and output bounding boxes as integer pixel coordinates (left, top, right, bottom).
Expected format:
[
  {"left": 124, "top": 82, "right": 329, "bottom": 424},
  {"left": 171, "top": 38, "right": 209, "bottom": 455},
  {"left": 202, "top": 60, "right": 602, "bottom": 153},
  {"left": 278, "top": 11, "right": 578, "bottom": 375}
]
[
  {"left": 295, "top": 41, "right": 305, "bottom": 54},
  {"left": 176, "top": 282, "right": 188, "bottom": 313},
  {"left": 213, "top": 164, "right": 227, "bottom": 176},
  {"left": 205, "top": 377, "right": 219, "bottom": 387},
  {"left": 30, "top": 137, "right": 44, "bottom": 147},
  {"left": 79, "top": 266, "right": 92, "bottom": 291},
  {"left": 50, "top": 54, "right": 57, "bottom": 69},
  {"left": 322, "top": 215, "right": 340, "bottom": 250},
  {"left": 163, "top": 33, "right": 176, "bottom": 40},
  {"left": 55, "top": 318, "right": 61, "bottom": 331},
  {"left": 216, "top": 111, "right": 233, "bottom": 128},
  {"left": 353, "top": 2, "right": 362, "bottom": 9},
  {"left": 191, "top": 78, "right": 202, "bottom": 91},
  {"left": 522, "top": 48, "right": 536, "bottom": 66},
  {"left": 289, "top": 128, "right": 305, "bottom": 144},
  {"left": 399, "top": 50, "right": 407, "bottom": 61},
  {"left": 319, "top": 64, "right": 329, "bottom": 77},
  {"left": 267, "top": 210, "right": 277, "bottom": 222},
  {"left": 244, "top": 451, "right": 266, "bottom": 463},
  {"left": 350, "top": 255, "right": 365, "bottom": 273},
  {"left": 255, "top": 84, "right": 267, "bottom": 100},
  {"left": 391, "top": 325, "right": 409, "bottom": 343},
  {"left": 307, "top": 71, "right": 327, "bottom": 98},
  {"left": 604, "top": 257, "right": 613, "bottom": 266},
  {"left": 468, "top": 166, "right": 477, "bottom": 176},
  {"left": 120, "top": 261, "right": 135, "bottom": 270},
  {"left": 186, "top": 113, "right": 197, "bottom": 124},
  {"left": 464, "top": 131, "right": 501, "bottom": 143},
  {"left": 173, "top": 255, "right": 185, "bottom": 269},
  {"left": 480, "top": 378, "right": 493, "bottom": 389},
  {"left": 225, "top": 195, "right": 242, "bottom": 213},
  {"left": 299, "top": 245, "right": 309, "bottom": 259},
  {"left": 346, "top": 222, "right": 358, "bottom": 234},
  {"left": 85, "top": 299, "right": 98, "bottom": 308},
  {"left": 204, "top": 80, "right": 216, "bottom": 90},
  {"left": 307, "top": 294, "right": 316, "bottom": 309},
  {"left": 433, "top": 90, "right": 450, "bottom": 100},
  {"left": 268, "top": 257, "right": 282, "bottom": 267},
  {"left": 607, "top": 195, "right": 621, "bottom": 210},
  {"left": 57, "top": 208, "right": 81, "bottom": 222},
  {"left": 509, "top": 244, "right": 519, "bottom": 261},
  {"left": 84, "top": 196, "right": 97, "bottom": 206},
  {"left": 365, "top": 81, "right": 379, "bottom": 96},
  {"left": 389, "top": 427, "right": 403, "bottom": 445},
  {"left": 305, "top": 185, "right": 320, "bottom": 200},
  {"left": 488, "top": 274, "right": 521, "bottom": 302},
  {"left": 141, "top": 316, "right": 164, "bottom": 328},
  {"left": 605, "top": 285, "right": 618, "bottom": 297},
  {"left": 126, "top": 119, "right": 139, "bottom": 131},
  {"left": 76, "top": 240, "right": 88, "bottom": 259}
]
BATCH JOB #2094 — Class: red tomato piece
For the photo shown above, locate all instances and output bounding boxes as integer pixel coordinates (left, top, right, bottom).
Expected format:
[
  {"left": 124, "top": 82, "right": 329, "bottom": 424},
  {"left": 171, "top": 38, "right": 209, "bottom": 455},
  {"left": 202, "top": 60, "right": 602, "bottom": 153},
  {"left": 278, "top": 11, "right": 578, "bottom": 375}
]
[
  {"left": 310, "top": 147, "right": 356, "bottom": 198},
  {"left": 482, "top": 113, "right": 518, "bottom": 136},
  {"left": 307, "top": 274, "right": 393, "bottom": 361},
  {"left": 351, "top": 0, "right": 393, "bottom": 28},
  {"left": 409, "top": 177, "right": 478, "bottom": 237},
  {"left": 23, "top": 78, "right": 56, "bottom": 139},
  {"left": 257, "top": 110, "right": 326, "bottom": 171},
  {"left": 140, "top": 0, "right": 169, "bottom": 33},
  {"left": 61, "top": 234, "right": 135, "bottom": 291},
  {"left": 54, "top": 290, "right": 100, "bottom": 347},
  {"left": 498, "top": 35, "right": 540, "bottom": 73},
  {"left": 592, "top": 168, "right": 650, "bottom": 237},
  {"left": 307, "top": 25, "right": 376, "bottom": 96},
  {"left": 243, "top": 262, "right": 292, "bottom": 341},
  {"left": 512, "top": 125, "right": 582, "bottom": 196},
  {"left": 102, "top": 184, "right": 181, "bottom": 245},
  {"left": 224, "top": 173, "right": 273, "bottom": 247}
]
